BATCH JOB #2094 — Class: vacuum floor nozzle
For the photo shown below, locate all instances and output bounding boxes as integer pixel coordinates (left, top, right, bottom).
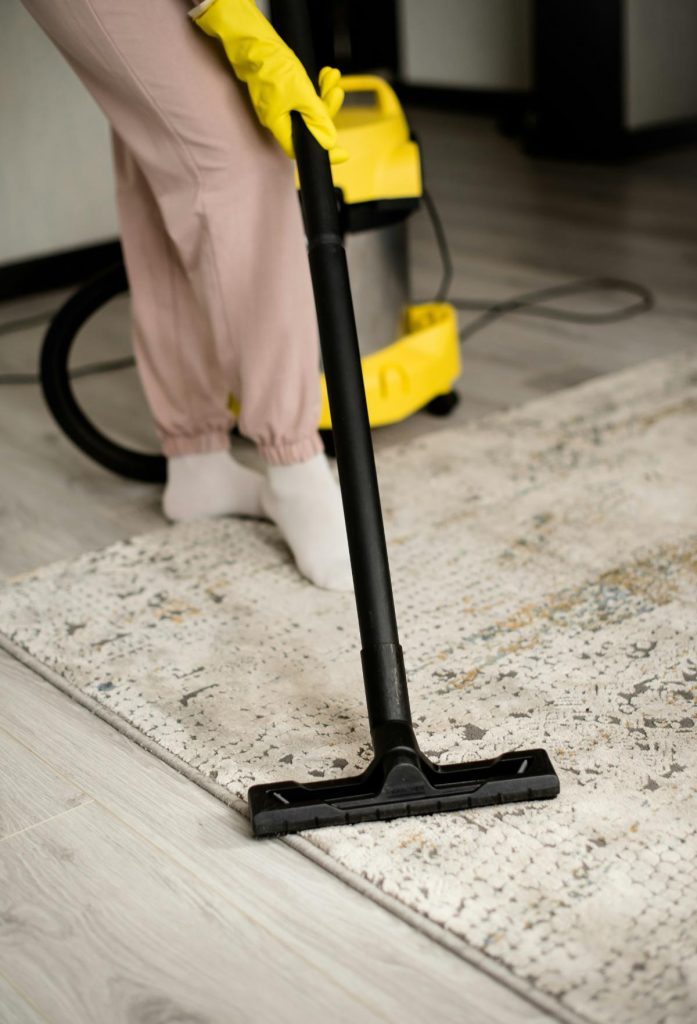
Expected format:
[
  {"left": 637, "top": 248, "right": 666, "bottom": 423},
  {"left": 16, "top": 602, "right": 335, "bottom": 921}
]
[{"left": 249, "top": 743, "right": 559, "bottom": 837}]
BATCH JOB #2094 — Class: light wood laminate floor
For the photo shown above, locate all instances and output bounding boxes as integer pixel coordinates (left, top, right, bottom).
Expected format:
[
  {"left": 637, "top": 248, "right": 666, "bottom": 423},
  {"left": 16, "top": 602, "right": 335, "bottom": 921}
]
[{"left": 1, "top": 110, "right": 696, "bottom": 1023}]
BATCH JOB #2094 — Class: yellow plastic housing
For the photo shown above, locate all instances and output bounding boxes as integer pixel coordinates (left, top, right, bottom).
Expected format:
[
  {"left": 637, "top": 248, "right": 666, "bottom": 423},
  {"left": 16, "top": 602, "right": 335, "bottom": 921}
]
[
  {"left": 229, "top": 303, "right": 460, "bottom": 429},
  {"left": 318, "top": 303, "right": 460, "bottom": 429},
  {"left": 296, "top": 75, "right": 422, "bottom": 204},
  {"left": 233, "top": 79, "right": 453, "bottom": 433}
]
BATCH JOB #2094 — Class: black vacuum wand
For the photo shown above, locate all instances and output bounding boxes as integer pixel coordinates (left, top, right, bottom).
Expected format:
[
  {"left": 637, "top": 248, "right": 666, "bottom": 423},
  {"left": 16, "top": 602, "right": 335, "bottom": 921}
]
[{"left": 248, "top": 1, "right": 560, "bottom": 837}]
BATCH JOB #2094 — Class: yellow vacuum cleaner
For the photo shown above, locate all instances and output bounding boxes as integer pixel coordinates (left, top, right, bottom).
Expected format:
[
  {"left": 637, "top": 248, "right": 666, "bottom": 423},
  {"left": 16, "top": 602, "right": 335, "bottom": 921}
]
[
  {"left": 231, "top": 74, "right": 461, "bottom": 439},
  {"left": 317, "top": 75, "right": 460, "bottom": 431},
  {"left": 39, "top": 75, "right": 460, "bottom": 482}
]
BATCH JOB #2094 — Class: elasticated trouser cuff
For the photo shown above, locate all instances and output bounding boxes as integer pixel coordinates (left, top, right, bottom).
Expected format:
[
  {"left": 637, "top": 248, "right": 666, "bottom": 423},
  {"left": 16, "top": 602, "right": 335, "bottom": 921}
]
[{"left": 257, "top": 432, "right": 324, "bottom": 466}]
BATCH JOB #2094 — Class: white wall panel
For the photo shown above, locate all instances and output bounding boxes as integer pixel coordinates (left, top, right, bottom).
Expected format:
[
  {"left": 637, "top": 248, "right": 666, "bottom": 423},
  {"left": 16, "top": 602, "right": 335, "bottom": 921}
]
[
  {"left": 0, "top": 5, "right": 118, "bottom": 264},
  {"left": 625, "top": 0, "right": 697, "bottom": 129},
  {"left": 398, "top": 0, "right": 532, "bottom": 91}
]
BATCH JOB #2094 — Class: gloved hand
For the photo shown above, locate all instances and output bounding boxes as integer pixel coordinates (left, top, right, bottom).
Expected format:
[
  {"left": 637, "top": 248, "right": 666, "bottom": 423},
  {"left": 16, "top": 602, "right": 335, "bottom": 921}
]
[{"left": 190, "top": 0, "right": 347, "bottom": 162}]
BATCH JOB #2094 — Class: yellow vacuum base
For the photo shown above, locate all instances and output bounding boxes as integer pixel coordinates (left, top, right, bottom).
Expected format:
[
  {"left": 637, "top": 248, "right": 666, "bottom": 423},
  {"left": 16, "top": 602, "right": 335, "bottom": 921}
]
[
  {"left": 230, "top": 302, "right": 460, "bottom": 431},
  {"left": 319, "top": 302, "right": 460, "bottom": 429}
]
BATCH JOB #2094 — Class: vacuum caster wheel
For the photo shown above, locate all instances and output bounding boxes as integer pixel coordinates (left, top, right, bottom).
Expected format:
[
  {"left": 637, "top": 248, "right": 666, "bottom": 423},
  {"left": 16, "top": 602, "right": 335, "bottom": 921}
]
[
  {"left": 320, "top": 429, "right": 336, "bottom": 458},
  {"left": 425, "top": 391, "right": 459, "bottom": 417}
]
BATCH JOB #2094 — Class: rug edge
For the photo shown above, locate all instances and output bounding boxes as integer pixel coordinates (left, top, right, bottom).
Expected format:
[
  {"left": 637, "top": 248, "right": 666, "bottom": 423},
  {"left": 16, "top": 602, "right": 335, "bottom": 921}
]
[{"left": 0, "top": 631, "right": 592, "bottom": 1024}]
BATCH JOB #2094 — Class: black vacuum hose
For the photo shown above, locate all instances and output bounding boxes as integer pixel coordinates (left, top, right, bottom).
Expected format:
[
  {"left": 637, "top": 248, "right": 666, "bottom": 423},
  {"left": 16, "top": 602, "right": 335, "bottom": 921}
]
[{"left": 39, "top": 263, "right": 167, "bottom": 484}]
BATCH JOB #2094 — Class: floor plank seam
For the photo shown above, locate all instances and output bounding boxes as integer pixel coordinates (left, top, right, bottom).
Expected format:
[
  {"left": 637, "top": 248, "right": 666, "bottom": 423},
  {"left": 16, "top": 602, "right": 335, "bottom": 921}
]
[
  {"left": 0, "top": 795, "right": 94, "bottom": 846},
  {"left": 0, "top": 967, "right": 54, "bottom": 1024},
  {"left": 0, "top": 719, "right": 93, "bottom": 791}
]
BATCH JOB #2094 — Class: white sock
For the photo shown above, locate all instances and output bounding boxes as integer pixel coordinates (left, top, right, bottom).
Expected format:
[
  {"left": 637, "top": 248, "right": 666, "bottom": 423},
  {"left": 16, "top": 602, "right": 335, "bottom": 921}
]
[
  {"left": 163, "top": 450, "right": 263, "bottom": 522},
  {"left": 260, "top": 453, "right": 353, "bottom": 592}
]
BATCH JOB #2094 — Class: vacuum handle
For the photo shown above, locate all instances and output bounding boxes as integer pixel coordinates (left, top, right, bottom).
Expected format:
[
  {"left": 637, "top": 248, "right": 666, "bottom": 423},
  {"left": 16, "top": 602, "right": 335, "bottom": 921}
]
[
  {"left": 273, "top": 1, "right": 404, "bottom": 665},
  {"left": 341, "top": 75, "right": 404, "bottom": 118}
]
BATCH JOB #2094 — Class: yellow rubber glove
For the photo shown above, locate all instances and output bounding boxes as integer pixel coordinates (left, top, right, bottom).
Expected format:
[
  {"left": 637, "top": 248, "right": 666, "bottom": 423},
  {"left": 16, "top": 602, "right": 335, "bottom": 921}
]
[{"left": 190, "top": 0, "right": 347, "bottom": 162}]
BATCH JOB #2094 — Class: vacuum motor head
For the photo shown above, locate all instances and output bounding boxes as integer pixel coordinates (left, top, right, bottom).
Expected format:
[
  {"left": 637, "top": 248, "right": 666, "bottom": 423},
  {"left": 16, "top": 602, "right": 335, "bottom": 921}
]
[{"left": 297, "top": 74, "right": 423, "bottom": 234}]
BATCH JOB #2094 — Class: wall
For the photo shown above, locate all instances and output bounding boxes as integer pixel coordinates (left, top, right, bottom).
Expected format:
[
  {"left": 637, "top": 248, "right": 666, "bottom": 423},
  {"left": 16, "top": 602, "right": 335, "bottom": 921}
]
[
  {"left": 398, "top": 0, "right": 532, "bottom": 91},
  {"left": 0, "top": 5, "right": 118, "bottom": 266},
  {"left": 625, "top": 0, "right": 697, "bottom": 129}
]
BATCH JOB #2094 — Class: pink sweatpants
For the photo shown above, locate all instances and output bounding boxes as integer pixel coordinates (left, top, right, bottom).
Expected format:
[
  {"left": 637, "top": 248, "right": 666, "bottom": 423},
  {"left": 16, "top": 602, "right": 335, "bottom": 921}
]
[{"left": 22, "top": 0, "right": 323, "bottom": 464}]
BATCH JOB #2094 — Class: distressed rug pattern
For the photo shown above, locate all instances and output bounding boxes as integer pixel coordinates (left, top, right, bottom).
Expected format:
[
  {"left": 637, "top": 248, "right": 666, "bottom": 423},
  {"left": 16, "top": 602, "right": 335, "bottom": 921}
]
[{"left": 1, "top": 353, "right": 696, "bottom": 1024}]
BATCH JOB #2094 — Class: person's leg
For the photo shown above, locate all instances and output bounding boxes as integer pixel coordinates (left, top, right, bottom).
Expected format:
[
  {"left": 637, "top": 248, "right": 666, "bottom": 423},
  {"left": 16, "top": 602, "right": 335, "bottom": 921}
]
[
  {"left": 22, "top": 0, "right": 350, "bottom": 589},
  {"left": 112, "top": 131, "right": 262, "bottom": 519}
]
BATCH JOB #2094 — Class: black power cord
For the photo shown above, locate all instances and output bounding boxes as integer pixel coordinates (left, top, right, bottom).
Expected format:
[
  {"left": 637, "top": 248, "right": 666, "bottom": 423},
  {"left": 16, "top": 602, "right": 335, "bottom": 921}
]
[
  {"left": 453, "top": 277, "right": 653, "bottom": 343},
  {"left": 0, "top": 309, "right": 135, "bottom": 385},
  {"left": 421, "top": 188, "right": 453, "bottom": 302},
  {"left": 0, "top": 311, "right": 60, "bottom": 337},
  {"left": 420, "top": 186, "right": 654, "bottom": 339},
  {"left": 0, "top": 287, "right": 136, "bottom": 384},
  {"left": 0, "top": 356, "right": 134, "bottom": 386}
]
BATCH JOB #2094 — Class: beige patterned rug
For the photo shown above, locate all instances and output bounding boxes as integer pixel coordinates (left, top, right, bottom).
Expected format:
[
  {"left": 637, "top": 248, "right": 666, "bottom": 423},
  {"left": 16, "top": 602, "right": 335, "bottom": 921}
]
[{"left": 1, "top": 353, "right": 696, "bottom": 1024}]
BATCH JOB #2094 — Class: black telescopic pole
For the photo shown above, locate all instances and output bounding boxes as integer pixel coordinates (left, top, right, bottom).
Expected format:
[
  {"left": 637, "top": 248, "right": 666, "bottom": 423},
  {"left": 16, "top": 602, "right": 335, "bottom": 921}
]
[{"left": 271, "top": 0, "right": 413, "bottom": 744}]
